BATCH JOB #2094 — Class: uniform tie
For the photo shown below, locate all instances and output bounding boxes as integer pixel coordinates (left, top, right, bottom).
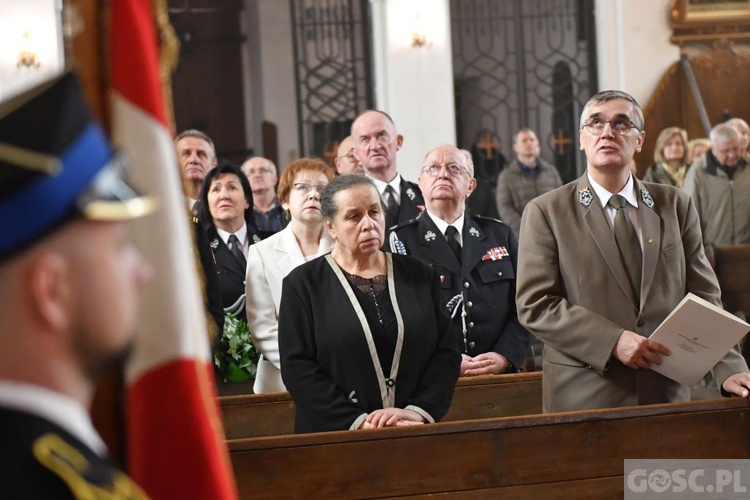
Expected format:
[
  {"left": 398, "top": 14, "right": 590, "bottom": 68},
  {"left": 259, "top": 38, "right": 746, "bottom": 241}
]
[
  {"left": 608, "top": 195, "right": 641, "bottom": 301},
  {"left": 444, "top": 226, "right": 462, "bottom": 262},
  {"left": 228, "top": 234, "right": 247, "bottom": 270},
  {"left": 384, "top": 185, "right": 399, "bottom": 229}
]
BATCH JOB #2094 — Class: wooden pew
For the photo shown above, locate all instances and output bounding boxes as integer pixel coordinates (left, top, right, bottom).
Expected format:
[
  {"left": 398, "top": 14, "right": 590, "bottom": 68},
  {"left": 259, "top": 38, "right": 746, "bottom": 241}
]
[
  {"left": 228, "top": 398, "right": 750, "bottom": 499},
  {"left": 220, "top": 372, "right": 542, "bottom": 439},
  {"left": 714, "top": 244, "right": 750, "bottom": 318}
]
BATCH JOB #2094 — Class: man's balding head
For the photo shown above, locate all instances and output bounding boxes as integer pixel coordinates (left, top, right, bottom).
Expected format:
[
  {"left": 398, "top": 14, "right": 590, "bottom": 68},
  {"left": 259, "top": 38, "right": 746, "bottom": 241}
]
[
  {"left": 334, "top": 136, "right": 364, "bottom": 175},
  {"left": 350, "top": 110, "right": 403, "bottom": 182}
]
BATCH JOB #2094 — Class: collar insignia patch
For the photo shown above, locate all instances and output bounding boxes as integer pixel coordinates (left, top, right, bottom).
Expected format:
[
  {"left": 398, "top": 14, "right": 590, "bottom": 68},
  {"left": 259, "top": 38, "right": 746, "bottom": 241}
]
[
  {"left": 640, "top": 189, "right": 655, "bottom": 209},
  {"left": 578, "top": 187, "right": 594, "bottom": 207}
]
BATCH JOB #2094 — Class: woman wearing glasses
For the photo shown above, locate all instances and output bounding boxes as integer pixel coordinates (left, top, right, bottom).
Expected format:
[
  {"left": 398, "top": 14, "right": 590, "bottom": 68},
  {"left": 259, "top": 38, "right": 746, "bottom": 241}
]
[
  {"left": 278, "top": 175, "right": 460, "bottom": 433},
  {"left": 246, "top": 157, "right": 336, "bottom": 394}
]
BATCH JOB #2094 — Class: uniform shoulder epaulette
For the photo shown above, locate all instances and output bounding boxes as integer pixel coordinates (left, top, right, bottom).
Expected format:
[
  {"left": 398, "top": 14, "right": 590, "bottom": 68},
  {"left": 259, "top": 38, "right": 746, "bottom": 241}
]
[
  {"left": 474, "top": 214, "right": 505, "bottom": 225},
  {"left": 33, "top": 433, "right": 149, "bottom": 498},
  {"left": 390, "top": 217, "right": 419, "bottom": 232}
]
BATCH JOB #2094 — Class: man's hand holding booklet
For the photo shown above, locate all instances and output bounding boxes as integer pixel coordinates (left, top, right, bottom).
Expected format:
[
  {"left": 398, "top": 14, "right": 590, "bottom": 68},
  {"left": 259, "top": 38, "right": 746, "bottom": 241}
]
[{"left": 648, "top": 293, "right": 750, "bottom": 386}]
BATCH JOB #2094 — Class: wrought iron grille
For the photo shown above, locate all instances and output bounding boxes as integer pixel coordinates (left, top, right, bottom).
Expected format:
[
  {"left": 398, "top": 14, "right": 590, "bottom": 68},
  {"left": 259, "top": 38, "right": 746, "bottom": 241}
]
[
  {"left": 290, "top": 0, "right": 374, "bottom": 162},
  {"left": 451, "top": 0, "right": 597, "bottom": 182}
]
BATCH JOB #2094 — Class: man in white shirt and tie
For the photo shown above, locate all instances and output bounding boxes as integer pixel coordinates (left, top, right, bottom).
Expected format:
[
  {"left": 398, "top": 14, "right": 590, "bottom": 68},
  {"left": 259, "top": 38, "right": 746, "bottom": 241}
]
[
  {"left": 351, "top": 110, "right": 424, "bottom": 235},
  {"left": 515, "top": 89, "right": 750, "bottom": 413}
]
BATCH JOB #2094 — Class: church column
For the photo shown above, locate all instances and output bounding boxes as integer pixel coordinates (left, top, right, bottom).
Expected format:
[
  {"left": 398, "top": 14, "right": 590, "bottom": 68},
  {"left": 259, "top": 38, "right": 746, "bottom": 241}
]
[{"left": 369, "top": 0, "right": 456, "bottom": 182}]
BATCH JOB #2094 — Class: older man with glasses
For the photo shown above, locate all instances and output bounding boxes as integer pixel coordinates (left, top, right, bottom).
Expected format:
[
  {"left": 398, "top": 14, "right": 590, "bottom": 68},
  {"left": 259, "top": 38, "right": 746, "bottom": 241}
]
[
  {"left": 516, "top": 90, "right": 750, "bottom": 413},
  {"left": 241, "top": 156, "right": 288, "bottom": 237},
  {"left": 334, "top": 136, "right": 364, "bottom": 175},
  {"left": 390, "top": 145, "right": 531, "bottom": 377}
]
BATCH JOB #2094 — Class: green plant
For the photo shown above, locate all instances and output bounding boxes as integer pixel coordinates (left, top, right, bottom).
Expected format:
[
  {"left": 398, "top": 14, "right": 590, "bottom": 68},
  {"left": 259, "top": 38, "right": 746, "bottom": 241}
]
[{"left": 213, "top": 313, "right": 260, "bottom": 383}]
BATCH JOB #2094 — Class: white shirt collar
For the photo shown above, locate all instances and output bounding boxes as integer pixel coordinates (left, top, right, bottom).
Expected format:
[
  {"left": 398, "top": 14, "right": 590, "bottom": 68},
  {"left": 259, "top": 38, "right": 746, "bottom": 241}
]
[
  {"left": 587, "top": 171, "right": 639, "bottom": 210},
  {"left": 368, "top": 174, "right": 402, "bottom": 204},
  {"left": 426, "top": 210, "right": 466, "bottom": 246},
  {"left": 0, "top": 381, "right": 107, "bottom": 456},
  {"left": 217, "top": 223, "right": 248, "bottom": 252},
  {"left": 587, "top": 172, "right": 643, "bottom": 242}
]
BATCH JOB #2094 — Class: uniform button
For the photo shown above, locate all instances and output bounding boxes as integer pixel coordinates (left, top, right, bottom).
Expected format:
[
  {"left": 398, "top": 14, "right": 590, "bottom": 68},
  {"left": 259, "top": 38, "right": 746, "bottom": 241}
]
[
  {"left": 637, "top": 319, "right": 645, "bottom": 327},
  {"left": 468, "top": 341, "right": 475, "bottom": 348},
  {"left": 463, "top": 282, "right": 470, "bottom": 289},
  {"left": 468, "top": 322, "right": 475, "bottom": 328},
  {"left": 466, "top": 301, "right": 474, "bottom": 308},
  {"left": 497, "top": 271, "right": 503, "bottom": 277}
]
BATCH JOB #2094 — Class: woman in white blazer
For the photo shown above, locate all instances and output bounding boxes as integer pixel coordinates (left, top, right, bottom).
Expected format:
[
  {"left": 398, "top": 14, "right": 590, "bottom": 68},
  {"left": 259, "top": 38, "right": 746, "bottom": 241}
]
[{"left": 246, "top": 158, "right": 336, "bottom": 393}]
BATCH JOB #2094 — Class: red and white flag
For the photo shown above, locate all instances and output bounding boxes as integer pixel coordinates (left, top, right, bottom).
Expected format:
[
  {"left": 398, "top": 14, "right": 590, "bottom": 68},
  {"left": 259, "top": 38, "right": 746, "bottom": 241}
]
[{"left": 109, "top": 1, "right": 237, "bottom": 498}]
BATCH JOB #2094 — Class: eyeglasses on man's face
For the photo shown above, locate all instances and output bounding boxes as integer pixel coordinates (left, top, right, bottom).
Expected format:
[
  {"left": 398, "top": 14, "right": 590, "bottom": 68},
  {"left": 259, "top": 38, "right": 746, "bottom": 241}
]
[
  {"left": 421, "top": 163, "right": 470, "bottom": 177},
  {"left": 337, "top": 154, "right": 357, "bottom": 163},
  {"left": 292, "top": 182, "right": 328, "bottom": 195},
  {"left": 246, "top": 167, "right": 273, "bottom": 175},
  {"left": 581, "top": 117, "right": 639, "bottom": 136}
]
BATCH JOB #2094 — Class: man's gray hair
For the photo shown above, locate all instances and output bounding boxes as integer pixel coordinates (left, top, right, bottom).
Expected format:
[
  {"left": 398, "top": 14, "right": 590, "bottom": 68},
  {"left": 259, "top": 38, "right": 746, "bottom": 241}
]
[
  {"left": 175, "top": 129, "right": 216, "bottom": 157},
  {"left": 245, "top": 156, "right": 278, "bottom": 176},
  {"left": 459, "top": 148, "right": 475, "bottom": 177},
  {"left": 350, "top": 109, "right": 398, "bottom": 136},
  {"left": 579, "top": 90, "right": 644, "bottom": 131},
  {"left": 710, "top": 123, "right": 740, "bottom": 145}
]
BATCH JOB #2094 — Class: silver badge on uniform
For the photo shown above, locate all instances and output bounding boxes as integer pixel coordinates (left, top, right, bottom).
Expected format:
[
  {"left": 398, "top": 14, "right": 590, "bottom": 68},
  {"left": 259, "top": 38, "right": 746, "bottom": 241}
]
[
  {"left": 469, "top": 227, "right": 480, "bottom": 238},
  {"left": 210, "top": 239, "right": 219, "bottom": 249},
  {"left": 406, "top": 187, "right": 416, "bottom": 201},
  {"left": 640, "top": 189, "right": 655, "bottom": 208},
  {"left": 578, "top": 187, "right": 593, "bottom": 207},
  {"left": 425, "top": 230, "right": 436, "bottom": 241}
]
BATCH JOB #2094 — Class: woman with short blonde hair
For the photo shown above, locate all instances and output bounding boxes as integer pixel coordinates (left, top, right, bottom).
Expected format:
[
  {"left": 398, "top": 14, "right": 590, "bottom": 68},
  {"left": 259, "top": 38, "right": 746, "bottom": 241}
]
[{"left": 644, "top": 126, "right": 689, "bottom": 187}]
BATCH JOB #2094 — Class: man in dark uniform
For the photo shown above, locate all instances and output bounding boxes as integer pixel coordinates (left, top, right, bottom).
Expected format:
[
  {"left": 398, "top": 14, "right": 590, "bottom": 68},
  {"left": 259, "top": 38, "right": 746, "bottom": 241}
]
[
  {"left": 351, "top": 110, "right": 424, "bottom": 236},
  {"left": 390, "top": 145, "right": 530, "bottom": 376},
  {"left": 0, "top": 73, "right": 153, "bottom": 498}
]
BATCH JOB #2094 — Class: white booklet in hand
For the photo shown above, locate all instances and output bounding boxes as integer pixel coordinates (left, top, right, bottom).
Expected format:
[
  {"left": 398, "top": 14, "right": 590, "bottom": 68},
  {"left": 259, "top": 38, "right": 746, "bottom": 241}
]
[{"left": 649, "top": 293, "right": 750, "bottom": 386}]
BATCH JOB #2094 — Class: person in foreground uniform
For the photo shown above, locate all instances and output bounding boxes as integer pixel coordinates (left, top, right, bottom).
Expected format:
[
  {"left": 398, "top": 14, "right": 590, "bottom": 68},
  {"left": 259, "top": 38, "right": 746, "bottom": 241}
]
[
  {"left": 390, "top": 145, "right": 530, "bottom": 376},
  {"left": 279, "top": 175, "right": 460, "bottom": 433},
  {"left": 515, "top": 90, "right": 750, "bottom": 413},
  {"left": 0, "top": 73, "right": 154, "bottom": 497}
]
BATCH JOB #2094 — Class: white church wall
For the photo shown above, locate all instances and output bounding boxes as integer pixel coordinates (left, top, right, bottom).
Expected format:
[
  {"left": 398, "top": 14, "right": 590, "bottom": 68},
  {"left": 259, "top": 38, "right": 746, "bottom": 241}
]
[
  {"left": 370, "top": 0, "right": 456, "bottom": 182},
  {"left": 248, "top": 0, "right": 299, "bottom": 166},
  {"left": 0, "top": 0, "right": 64, "bottom": 102},
  {"left": 594, "top": 0, "right": 679, "bottom": 109}
]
